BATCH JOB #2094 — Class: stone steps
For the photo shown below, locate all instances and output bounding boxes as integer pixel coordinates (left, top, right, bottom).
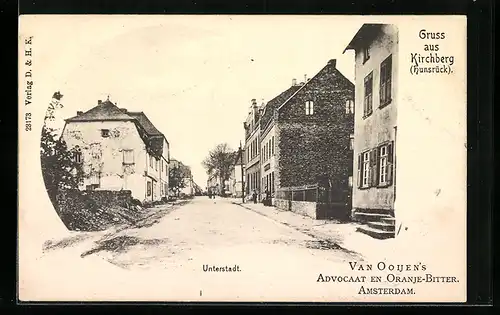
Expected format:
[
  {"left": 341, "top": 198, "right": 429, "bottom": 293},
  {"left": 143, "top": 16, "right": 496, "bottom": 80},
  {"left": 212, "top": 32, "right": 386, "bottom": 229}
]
[
  {"left": 353, "top": 208, "right": 395, "bottom": 239},
  {"left": 352, "top": 212, "right": 392, "bottom": 224},
  {"left": 356, "top": 225, "right": 395, "bottom": 240}
]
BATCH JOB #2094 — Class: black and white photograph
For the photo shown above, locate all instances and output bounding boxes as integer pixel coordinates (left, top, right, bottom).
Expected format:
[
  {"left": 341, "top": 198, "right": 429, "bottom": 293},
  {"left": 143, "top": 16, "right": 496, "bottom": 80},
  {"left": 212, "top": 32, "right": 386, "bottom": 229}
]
[{"left": 18, "top": 15, "right": 467, "bottom": 302}]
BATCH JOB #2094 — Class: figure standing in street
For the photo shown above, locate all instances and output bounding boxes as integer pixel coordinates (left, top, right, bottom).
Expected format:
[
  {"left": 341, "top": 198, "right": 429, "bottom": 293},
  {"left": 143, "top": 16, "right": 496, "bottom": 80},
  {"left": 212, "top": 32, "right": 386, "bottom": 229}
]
[
  {"left": 265, "top": 188, "right": 271, "bottom": 206},
  {"left": 252, "top": 190, "right": 257, "bottom": 204}
]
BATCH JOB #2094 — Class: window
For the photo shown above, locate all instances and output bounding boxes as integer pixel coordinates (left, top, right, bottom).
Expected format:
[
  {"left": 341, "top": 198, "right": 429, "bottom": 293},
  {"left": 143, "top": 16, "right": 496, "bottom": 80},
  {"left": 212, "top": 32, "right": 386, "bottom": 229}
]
[
  {"left": 147, "top": 181, "right": 152, "bottom": 196},
  {"left": 73, "top": 146, "right": 82, "bottom": 163},
  {"left": 379, "top": 146, "right": 388, "bottom": 184},
  {"left": 149, "top": 155, "right": 153, "bottom": 168},
  {"left": 123, "top": 149, "right": 134, "bottom": 164},
  {"left": 380, "top": 55, "right": 392, "bottom": 107},
  {"left": 358, "top": 151, "right": 370, "bottom": 188},
  {"left": 305, "top": 100, "right": 314, "bottom": 115},
  {"left": 101, "top": 129, "right": 110, "bottom": 138},
  {"left": 378, "top": 141, "right": 394, "bottom": 186},
  {"left": 271, "top": 172, "right": 275, "bottom": 193},
  {"left": 161, "top": 160, "right": 163, "bottom": 173},
  {"left": 348, "top": 176, "right": 353, "bottom": 188},
  {"left": 155, "top": 159, "right": 158, "bottom": 171},
  {"left": 362, "top": 152, "right": 370, "bottom": 187},
  {"left": 363, "top": 72, "right": 373, "bottom": 117},
  {"left": 90, "top": 172, "right": 100, "bottom": 186},
  {"left": 271, "top": 136, "right": 275, "bottom": 155},
  {"left": 363, "top": 46, "right": 370, "bottom": 63},
  {"left": 346, "top": 99, "right": 354, "bottom": 114},
  {"left": 349, "top": 134, "right": 354, "bottom": 150}
]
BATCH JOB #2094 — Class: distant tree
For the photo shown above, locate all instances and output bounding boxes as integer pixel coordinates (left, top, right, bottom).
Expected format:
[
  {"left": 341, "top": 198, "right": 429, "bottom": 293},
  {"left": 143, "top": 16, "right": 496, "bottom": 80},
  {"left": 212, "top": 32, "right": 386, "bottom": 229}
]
[
  {"left": 40, "top": 91, "right": 83, "bottom": 206},
  {"left": 202, "top": 143, "right": 235, "bottom": 195},
  {"left": 169, "top": 166, "right": 186, "bottom": 197}
]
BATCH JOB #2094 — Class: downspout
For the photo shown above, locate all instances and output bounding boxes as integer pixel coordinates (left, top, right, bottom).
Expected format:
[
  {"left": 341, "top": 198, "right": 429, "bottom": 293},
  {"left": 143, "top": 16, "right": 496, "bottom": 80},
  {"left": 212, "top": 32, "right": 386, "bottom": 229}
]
[
  {"left": 394, "top": 126, "right": 402, "bottom": 236},
  {"left": 145, "top": 148, "right": 148, "bottom": 202}
]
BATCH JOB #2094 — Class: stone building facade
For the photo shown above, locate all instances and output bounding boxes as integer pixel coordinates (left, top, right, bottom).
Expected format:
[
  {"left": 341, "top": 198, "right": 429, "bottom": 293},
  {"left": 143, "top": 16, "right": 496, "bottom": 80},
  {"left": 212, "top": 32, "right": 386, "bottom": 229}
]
[
  {"left": 275, "top": 59, "right": 355, "bottom": 213},
  {"left": 61, "top": 98, "right": 170, "bottom": 203},
  {"left": 243, "top": 99, "right": 263, "bottom": 200},
  {"left": 343, "top": 23, "right": 399, "bottom": 238}
]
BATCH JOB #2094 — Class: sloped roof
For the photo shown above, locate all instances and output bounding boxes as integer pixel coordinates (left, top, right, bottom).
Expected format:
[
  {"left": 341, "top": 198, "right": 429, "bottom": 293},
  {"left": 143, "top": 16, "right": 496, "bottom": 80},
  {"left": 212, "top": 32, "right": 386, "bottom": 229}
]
[
  {"left": 127, "top": 112, "right": 163, "bottom": 136},
  {"left": 65, "top": 99, "right": 168, "bottom": 158},
  {"left": 65, "top": 99, "right": 134, "bottom": 122},
  {"left": 260, "top": 85, "right": 302, "bottom": 131},
  {"left": 343, "top": 23, "right": 383, "bottom": 53},
  {"left": 276, "top": 59, "right": 352, "bottom": 112}
]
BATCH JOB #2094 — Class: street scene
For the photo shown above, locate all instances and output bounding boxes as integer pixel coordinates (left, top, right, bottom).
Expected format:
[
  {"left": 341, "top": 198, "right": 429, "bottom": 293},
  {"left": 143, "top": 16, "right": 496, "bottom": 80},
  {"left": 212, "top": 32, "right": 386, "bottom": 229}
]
[
  {"left": 36, "top": 21, "right": 402, "bottom": 272},
  {"left": 43, "top": 197, "right": 364, "bottom": 271},
  {"left": 20, "top": 15, "right": 468, "bottom": 302}
]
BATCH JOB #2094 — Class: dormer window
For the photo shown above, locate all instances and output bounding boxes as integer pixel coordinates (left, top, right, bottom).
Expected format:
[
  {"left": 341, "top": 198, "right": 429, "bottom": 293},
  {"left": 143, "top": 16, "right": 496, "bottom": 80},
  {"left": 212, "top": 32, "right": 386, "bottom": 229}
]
[
  {"left": 363, "top": 46, "right": 370, "bottom": 63},
  {"left": 305, "top": 100, "right": 314, "bottom": 115},
  {"left": 101, "top": 129, "right": 110, "bottom": 138}
]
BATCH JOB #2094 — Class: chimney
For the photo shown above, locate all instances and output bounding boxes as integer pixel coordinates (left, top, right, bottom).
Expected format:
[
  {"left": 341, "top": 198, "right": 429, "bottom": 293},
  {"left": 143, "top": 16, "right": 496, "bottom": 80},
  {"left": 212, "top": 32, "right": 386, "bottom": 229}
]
[
  {"left": 328, "top": 59, "right": 337, "bottom": 68},
  {"left": 292, "top": 78, "right": 297, "bottom": 86},
  {"left": 77, "top": 111, "right": 83, "bottom": 116},
  {"left": 304, "top": 74, "right": 307, "bottom": 82},
  {"left": 98, "top": 100, "right": 102, "bottom": 105}
]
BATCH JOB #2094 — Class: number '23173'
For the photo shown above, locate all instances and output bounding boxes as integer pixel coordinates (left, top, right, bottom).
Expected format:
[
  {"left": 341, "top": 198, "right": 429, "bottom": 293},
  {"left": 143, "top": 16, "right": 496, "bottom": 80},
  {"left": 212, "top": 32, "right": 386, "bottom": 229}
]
[{"left": 25, "top": 113, "right": 31, "bottom": 131}]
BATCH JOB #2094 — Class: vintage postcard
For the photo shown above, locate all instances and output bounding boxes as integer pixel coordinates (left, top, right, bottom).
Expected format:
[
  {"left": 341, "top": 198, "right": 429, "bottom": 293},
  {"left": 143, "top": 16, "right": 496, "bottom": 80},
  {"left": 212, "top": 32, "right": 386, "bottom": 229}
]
[{"left": 18, "top": 15, "right": 467, "bottom": 302}]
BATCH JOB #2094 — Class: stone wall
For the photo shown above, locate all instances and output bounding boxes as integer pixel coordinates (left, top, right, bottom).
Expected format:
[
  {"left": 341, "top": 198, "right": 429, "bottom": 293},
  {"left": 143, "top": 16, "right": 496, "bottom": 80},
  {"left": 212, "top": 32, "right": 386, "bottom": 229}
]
[{"left": 275, "top": 199, "right": 318, "bottom": 219}]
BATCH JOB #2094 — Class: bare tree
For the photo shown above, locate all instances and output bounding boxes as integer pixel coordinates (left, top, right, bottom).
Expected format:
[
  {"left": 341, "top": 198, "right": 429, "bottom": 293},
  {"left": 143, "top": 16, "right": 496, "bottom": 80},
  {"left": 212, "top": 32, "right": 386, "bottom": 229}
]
[{"left": 202, "top": 143, "right": 235, "bottom": 195}]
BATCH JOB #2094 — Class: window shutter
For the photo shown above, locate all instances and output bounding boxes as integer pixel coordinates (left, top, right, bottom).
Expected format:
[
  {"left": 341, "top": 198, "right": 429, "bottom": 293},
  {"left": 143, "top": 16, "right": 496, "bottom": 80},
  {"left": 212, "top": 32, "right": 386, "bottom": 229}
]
[
  {"left": 387, "top": 163, "right": 393, "bottom": 186},
  {"left": 357, "top": 154, "right": 362, "bottom": 188},
  {"left": 388, "top": 141, "right": 394, "bottom": 163},
  {"left": 372, "top": 147, "right": 380, "bottom": 187},
  {"left": 387, "top": 141, "right": 394, "bottom": 185},
  {"left": 367, "top": 150, "right": 374, "bottom": 187}
]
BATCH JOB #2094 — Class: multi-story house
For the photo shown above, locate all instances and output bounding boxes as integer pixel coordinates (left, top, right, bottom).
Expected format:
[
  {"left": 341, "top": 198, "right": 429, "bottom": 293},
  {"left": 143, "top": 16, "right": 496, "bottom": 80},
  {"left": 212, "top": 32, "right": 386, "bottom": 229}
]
[
  {"left": 259, "top": 80, "right": 302, "bottom": 205},
  {"left": 207, "top": 173, "right": 220, "bottom": 195},
  {"left": 343, "top": 23, "right": 399, "bottom": 239},
  {"left": 61, "top": 98, "right": 170, "bottom": 203},
  {"left": 243, "top": 99, "right": 263, "bottom": 200},
  {"left": 228, "top": 149, "right": 245, "bottom": 198},
  {"left": 169, "top": 159, "right": 195, "bottom": 197},
  {"left": 274, "top": 59, "right": 355, "bottom": 219}
]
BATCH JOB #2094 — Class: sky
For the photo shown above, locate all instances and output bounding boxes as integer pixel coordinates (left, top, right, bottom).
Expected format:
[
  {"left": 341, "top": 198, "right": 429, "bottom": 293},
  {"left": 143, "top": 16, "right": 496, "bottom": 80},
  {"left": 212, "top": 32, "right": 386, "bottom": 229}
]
[{"left": 28, "top": 15, "right": 363, "bottom": 187}]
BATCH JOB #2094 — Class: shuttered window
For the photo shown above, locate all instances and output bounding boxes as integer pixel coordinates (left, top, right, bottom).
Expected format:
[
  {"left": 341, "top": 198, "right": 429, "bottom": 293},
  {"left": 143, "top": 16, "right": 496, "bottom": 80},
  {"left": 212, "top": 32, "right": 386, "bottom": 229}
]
[
  {"left": 361, "top": 152, "right": 370, "bottom": 188},
  {"left": 380, "top": 55, "right": 392, "bottom": 107},
  {"left": 358, "top": 142, "right": 394, "bottom": 189},
  {"left": 363, "top": 72, "right": 373, "bottom": 117}
]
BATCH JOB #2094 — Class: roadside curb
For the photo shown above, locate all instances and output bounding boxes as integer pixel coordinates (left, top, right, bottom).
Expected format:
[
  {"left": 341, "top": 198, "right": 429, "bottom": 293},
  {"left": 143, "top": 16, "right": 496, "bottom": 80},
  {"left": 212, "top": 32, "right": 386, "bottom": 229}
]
[{"left": 231, "top": 201, "right": 364, "bottom": 259}]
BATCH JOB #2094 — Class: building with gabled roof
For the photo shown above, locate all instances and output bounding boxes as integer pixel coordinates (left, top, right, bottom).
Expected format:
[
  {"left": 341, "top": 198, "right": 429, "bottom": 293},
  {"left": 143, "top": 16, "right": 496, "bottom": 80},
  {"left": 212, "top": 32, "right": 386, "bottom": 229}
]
[
  {"left": 272, "top": 59, "right": 355, "bottom": 219},
  {"left": 61, "top": 98, "right": 170, "bottom": 203}
]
